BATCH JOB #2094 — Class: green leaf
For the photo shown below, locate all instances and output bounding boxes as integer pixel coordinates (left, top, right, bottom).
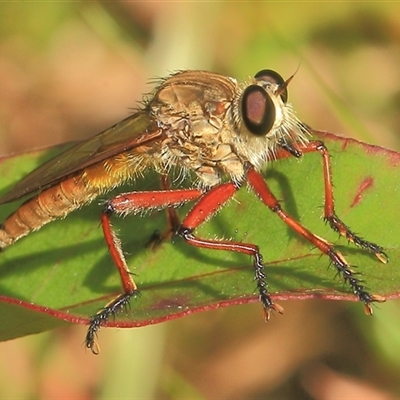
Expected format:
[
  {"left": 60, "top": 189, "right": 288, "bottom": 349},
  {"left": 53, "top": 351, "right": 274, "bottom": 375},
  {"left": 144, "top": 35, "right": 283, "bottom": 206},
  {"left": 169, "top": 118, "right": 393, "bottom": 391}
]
[{"left": 0, "top": 131, "right": 399, "bottom": 342}]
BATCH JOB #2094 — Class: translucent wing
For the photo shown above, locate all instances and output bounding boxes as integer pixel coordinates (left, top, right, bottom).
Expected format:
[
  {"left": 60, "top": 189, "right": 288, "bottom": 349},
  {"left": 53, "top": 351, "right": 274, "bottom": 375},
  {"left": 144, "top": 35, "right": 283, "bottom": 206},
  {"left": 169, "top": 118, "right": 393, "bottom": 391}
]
[{"left": 0, "top": 111, "right": 162, "bottom": 204}]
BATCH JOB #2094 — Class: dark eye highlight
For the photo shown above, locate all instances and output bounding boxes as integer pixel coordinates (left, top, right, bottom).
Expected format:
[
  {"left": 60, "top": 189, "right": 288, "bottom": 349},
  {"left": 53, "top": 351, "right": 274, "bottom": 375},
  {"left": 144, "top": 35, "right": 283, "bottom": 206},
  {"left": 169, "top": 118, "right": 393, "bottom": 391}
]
[
  {"left": 241, "top": 85, "right": 275, "bottom": 136},
  {"left": 254, "top": 69, "right": 288, "bottom": 103}
]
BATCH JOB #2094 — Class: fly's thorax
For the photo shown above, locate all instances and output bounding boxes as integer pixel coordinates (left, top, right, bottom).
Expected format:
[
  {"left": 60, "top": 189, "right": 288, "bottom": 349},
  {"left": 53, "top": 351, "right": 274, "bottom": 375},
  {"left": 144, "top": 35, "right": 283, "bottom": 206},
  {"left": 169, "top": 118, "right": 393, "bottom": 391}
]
[{"left": 149, "top": 70, "right": 241, "bottom": 186}]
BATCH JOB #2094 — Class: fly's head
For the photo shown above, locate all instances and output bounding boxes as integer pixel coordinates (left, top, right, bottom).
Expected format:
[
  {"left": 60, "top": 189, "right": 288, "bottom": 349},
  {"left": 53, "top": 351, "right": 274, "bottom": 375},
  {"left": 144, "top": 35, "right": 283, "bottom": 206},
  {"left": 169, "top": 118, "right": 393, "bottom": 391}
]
[{"left": 231, "top": 69, "right": 309, "bottom": 171}]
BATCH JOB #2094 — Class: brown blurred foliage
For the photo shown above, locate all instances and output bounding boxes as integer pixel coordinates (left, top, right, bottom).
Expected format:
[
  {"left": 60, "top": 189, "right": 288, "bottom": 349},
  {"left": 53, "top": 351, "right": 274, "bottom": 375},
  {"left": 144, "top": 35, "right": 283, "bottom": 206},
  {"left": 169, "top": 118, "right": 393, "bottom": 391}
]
[{"left": 0, "top": 2, "right": 399, "bottom": 399}]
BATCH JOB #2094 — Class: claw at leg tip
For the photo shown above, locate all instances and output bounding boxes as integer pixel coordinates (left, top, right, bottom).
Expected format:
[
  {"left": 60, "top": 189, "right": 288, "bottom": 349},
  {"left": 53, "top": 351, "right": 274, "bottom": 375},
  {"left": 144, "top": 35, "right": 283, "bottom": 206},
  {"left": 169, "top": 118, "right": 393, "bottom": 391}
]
[
  {"left": 376, "top": 252, "right": 389, "bottom": 264},
  {"left": 263, "top": 303, "right": 284, "bottom": 321},
  {"left": 263, "top": 309, "right": 271, "bottom": 322},
  {"left": 364, "top": 304, "right": 373, "bottom": 316},
  {"left": 372, "top": 294, "right": 386, "bottom": 303},
  {"left": 90, "top": 341, "right": 100, "bottom": 355},
  {"left": 272, "top": 303, "right": 284, "bottom": 314}
]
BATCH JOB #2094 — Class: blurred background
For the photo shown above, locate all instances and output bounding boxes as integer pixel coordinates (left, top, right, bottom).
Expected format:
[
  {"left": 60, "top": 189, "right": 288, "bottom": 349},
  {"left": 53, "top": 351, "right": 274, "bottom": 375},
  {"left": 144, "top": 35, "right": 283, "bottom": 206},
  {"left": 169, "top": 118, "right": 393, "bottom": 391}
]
[{"left": 0, "top": 2, "right": 400, "bottom": 399}]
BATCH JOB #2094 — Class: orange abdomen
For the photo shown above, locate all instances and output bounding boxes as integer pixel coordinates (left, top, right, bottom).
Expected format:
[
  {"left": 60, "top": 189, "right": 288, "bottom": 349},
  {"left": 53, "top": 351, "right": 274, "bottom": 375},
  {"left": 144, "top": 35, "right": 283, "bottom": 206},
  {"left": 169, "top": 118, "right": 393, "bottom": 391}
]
[{"left": 0, "top": 174, "right": 100, "bottom": 248}]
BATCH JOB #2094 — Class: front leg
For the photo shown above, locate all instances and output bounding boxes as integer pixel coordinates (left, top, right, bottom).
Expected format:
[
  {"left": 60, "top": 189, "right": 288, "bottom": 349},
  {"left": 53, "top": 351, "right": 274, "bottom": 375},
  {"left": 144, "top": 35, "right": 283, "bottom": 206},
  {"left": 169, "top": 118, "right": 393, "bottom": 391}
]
[
  {"left": 246, "top": 165, "right": 385, "bottom": 314},
  {"left": 281, "top": 139, "right": 388, "bottom": 263}
]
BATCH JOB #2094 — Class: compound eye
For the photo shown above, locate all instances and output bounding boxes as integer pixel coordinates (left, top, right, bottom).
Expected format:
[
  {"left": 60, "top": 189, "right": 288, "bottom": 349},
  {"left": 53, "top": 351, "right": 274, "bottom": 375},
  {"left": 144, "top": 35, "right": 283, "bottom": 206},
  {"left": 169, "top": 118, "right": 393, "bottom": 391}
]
[
  {"left": 241, "top": 85, "right": 275, "bottom": 136},
  {"left": 254, "top": 69, "right": 288, "bottom": 103}
]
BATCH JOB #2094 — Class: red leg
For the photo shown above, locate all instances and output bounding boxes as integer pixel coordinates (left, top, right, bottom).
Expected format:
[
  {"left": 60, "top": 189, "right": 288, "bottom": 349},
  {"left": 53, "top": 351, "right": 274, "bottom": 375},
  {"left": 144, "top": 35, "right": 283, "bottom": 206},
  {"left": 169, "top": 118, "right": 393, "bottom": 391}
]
[
  {"left": 177, "top": 183, "right": 284, "bottom": 320},
  {"left": 160, "top": 175, "right": 182, "bottom": 232},
  {"left": 278, "top": 140, "right": 388, "bottom": 263},
  {"left": 246, "top": 165, "right": 385, "bottom": 314},
  {"left": 85, "top": 187, "right": 203, "bottom": 353},
  {"left": 147, "top": 175, "right": 183, "bottom": 248}
]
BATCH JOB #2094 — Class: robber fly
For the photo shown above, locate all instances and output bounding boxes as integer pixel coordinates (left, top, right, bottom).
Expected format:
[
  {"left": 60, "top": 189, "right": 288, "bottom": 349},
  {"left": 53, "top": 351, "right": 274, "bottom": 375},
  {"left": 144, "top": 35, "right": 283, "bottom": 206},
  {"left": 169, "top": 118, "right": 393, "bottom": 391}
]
[{"left": 0, "top": 69, "right": 387, "bottom": 354}]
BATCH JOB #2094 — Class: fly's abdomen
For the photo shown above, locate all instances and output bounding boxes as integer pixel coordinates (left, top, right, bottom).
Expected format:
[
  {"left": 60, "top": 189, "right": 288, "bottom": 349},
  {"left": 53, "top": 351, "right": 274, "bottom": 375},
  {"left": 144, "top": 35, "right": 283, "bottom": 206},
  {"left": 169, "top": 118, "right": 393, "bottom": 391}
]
[{"left": 0, "top": 175, "right": 100, "bottom": 249}]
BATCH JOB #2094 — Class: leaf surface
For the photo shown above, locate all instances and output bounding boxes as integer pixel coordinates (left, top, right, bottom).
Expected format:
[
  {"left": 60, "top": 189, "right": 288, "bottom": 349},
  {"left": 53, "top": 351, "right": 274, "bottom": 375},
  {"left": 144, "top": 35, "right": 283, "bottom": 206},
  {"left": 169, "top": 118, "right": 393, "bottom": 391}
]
[{"left": 0, "top": 131, "right": 399, "bottom": 341}]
